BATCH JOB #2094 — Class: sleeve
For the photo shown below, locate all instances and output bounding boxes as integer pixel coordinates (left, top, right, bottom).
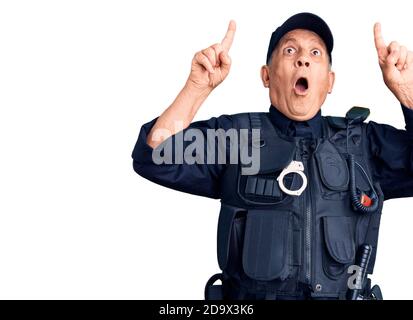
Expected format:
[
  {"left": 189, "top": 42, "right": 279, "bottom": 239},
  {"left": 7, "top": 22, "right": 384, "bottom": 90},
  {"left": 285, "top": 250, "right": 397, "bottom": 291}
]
[
  {"left": 131, "top": 114, "right": 234, "bottom": 199},
  {"left": 367, "top": 104, "right": 413, "bottom": 200}
]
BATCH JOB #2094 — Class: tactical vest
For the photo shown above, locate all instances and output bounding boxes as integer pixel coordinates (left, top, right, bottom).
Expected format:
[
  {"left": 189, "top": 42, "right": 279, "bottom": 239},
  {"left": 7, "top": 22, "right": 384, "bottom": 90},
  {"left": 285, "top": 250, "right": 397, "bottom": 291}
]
[{"left": 205, "top": 108, "right": 384, "bottom": 300}]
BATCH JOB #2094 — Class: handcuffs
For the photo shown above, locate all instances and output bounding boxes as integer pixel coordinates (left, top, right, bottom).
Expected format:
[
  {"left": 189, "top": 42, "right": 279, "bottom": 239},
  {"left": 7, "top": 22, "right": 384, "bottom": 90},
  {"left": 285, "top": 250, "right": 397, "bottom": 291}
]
[{"left": 276, "top": 161, "right": 307, "bottom": 196}]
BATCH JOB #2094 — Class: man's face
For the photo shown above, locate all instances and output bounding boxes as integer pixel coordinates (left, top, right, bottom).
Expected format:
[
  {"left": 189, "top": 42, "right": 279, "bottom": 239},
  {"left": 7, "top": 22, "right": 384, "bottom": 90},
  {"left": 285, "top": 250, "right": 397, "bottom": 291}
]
[{"left": 261, "top": 29, "right": 335, "bottom": 121}]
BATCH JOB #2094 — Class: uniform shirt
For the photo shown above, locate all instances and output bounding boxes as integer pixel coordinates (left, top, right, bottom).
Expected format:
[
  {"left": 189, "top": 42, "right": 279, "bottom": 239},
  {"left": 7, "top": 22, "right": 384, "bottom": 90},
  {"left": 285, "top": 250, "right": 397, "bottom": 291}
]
[{"left": 132, "top": 105, "right": 413, "bottom": 201}]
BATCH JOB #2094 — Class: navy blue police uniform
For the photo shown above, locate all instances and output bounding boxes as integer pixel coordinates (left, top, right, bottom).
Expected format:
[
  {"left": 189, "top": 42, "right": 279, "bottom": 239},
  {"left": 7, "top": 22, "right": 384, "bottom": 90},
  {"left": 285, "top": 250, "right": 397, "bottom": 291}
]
[{"left": 131, "top": 13, "right": 413, "bottom": 300}]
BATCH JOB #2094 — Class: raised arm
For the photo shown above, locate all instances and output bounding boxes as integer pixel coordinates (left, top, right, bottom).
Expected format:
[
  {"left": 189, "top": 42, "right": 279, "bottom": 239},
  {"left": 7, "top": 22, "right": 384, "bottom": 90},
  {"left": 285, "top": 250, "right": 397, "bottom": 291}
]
[{"left": 147, "top": 20, "right": 236, "bottom": 149}]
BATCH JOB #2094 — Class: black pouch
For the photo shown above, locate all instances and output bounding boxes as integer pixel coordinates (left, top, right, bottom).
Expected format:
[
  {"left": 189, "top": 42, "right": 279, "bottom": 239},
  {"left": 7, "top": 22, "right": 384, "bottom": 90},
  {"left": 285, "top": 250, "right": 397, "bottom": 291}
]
[
  {"left": 242, "top": 210, "right": 292, "bottom": 281},
  {"left": 314, "top": 140, "right": 349, "bottom": 200},
  {"left": 217, "top": 204, "right": 246, "bottom": 271},
  {"left": 322, "top": 216, "right": 356, "bottom": 279}
]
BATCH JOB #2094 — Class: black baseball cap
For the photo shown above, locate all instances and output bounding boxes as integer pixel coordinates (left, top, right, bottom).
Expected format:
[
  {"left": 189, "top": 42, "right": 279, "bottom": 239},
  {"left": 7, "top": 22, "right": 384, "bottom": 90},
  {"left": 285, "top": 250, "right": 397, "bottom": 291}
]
[{"left": 266, "top": 12, "right": 334, "bottom": 64}]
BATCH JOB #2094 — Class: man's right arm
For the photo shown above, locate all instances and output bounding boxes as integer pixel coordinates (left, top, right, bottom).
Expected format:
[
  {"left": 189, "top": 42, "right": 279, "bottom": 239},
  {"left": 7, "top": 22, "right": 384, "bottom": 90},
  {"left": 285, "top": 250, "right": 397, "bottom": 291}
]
[
  {"left": 146, "top": 20, "right": 236, "bottom": 149},
  {"left": 132, "top": 113, "right": 234, "bottom": 199},
  {"left": 132, "top": 21, "right": 236, "bottom": 199}
]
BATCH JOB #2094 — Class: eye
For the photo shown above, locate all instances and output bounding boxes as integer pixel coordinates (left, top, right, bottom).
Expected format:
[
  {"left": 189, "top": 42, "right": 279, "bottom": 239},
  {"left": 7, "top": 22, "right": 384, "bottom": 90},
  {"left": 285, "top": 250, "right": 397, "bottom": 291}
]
[
  {"left": 283, "top": 47, "right": 296, "bottom": 55},
  {"left": 311, "top": 49, "right": 321, "bottom": 56}
]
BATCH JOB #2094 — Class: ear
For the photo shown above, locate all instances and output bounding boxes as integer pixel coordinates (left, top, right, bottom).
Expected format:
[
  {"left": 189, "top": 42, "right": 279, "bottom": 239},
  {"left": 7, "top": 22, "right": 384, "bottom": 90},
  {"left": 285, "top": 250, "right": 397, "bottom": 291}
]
[
  {"left": 328, "top": 70, "right": 335, "bottom": 94},
  {"left": 260, "top": 65, "right": 270, "bottom": 88}
]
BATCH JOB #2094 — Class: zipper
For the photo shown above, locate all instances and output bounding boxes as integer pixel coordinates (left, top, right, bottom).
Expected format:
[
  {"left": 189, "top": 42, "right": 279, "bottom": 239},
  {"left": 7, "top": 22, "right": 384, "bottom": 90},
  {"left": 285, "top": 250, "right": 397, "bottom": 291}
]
[{"left": 300, "top": 141, "right": 312, "bottom": 284}]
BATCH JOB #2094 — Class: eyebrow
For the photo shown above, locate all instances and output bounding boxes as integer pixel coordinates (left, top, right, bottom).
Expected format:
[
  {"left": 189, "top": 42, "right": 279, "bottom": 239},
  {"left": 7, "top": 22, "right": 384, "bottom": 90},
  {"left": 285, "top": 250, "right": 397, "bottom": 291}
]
[
  {"left": 280, "top": 37, "right": 325, "bottom": 49},
  {"left": 280, "top": 37, "right": 298, "bottom": 45}
]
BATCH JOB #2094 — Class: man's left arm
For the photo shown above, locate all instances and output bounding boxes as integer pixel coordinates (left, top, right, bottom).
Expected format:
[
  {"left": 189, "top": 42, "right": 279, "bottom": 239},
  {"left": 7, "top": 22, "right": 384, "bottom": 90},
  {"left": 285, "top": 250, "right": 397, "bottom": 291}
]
[
  {"left": 368, "top": 23, "right": 413, "bottom": 199},
  {"left": 367, "top": 105, "right": 413, "bottom": 200}
]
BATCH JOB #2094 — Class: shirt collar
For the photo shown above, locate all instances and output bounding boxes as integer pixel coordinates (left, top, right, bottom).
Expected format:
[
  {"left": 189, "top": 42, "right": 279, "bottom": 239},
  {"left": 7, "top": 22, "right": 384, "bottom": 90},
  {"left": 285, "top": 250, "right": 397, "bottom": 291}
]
[{"left": 268, "top": 105, "right": 323, "bottom": 138}]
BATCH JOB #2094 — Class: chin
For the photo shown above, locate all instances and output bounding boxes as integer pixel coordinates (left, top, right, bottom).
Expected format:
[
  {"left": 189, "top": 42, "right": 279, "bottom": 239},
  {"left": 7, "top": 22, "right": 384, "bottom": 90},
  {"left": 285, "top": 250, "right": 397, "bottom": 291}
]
[{"left": 288, "top": 105, "right": 316, "bottom": 121}]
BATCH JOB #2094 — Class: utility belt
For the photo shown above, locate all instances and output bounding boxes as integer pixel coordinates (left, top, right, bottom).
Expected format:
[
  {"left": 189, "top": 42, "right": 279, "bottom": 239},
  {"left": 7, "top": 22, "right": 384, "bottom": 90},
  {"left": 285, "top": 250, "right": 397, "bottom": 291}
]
[{"left": 205, "top": 261, "right": 383, "bottom": 301}]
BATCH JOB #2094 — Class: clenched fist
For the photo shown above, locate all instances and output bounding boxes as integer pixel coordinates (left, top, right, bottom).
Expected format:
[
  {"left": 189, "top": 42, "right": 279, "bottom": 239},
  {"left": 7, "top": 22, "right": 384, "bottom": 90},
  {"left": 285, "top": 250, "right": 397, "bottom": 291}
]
[
  {"left": 187, "top": 20, "right": 236, "bottom": 92},
  {"left": 374, "top": 23, "right": 413, "bottom": 108}
]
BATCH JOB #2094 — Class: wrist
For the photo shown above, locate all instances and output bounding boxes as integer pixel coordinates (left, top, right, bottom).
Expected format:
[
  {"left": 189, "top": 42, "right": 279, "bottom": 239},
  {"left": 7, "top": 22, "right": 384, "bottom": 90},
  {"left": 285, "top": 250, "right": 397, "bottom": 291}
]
[
  {"left": 398, "top": 97, "right": 413, "bottom": 110},
  {"left": 395, "top": 84, "right": 413, "bottom": 109},
  {"left": 183, "top": 80, "right": 213, "bottom": 100}
]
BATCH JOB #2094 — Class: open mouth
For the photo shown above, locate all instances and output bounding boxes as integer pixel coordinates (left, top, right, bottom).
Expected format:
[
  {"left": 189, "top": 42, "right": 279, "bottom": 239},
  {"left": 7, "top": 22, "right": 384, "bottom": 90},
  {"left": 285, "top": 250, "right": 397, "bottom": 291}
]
[{"left": 294, "top": 77, "right": 309, "bottom": 94}]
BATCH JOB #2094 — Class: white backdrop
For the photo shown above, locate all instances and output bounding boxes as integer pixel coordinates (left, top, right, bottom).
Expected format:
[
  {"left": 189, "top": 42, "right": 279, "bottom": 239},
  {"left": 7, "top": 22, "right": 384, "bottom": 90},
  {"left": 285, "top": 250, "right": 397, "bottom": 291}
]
[{"left": 1, "top": 0, "right": 413, "bottom": 299}]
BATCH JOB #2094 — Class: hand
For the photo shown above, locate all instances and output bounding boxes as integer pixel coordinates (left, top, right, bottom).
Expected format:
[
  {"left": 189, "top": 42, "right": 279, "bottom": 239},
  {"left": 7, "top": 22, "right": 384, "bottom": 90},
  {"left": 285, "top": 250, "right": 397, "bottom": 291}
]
[
  {"left": 374, "top": 22, "right": 413, "bottom": 108},
  {"left": 186, "top": 20, "right": 236, "bottom": 92}
]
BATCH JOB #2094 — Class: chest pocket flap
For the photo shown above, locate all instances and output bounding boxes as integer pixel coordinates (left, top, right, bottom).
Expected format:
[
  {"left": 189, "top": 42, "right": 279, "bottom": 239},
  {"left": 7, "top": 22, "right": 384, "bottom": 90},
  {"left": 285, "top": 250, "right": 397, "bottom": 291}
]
[
  {"left": 315, "top": 140, "right": 349, "bottom": 191},
  {"left": 323, "top": 216, "right": 355, "bottom": 264}
]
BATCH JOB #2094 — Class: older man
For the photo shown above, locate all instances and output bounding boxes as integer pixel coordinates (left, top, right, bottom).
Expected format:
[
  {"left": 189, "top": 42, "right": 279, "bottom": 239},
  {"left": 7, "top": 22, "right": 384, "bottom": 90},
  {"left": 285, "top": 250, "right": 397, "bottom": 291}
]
[{"left": 132, "top": 13, "right": 413, "bottom": 300}]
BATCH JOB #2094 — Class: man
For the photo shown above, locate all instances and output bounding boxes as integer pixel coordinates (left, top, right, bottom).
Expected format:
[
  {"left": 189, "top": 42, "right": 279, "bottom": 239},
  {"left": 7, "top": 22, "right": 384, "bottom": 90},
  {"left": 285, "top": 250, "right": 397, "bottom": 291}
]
[{"left": 132, "top": 13, "right": 413, "bottom": 299}]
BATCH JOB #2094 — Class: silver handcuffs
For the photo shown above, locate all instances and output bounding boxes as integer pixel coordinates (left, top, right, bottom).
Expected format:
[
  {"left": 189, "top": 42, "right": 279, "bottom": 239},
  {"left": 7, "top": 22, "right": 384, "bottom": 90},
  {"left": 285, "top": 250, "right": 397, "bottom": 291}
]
[{"left": 276, "top": 161, "right": 308, "bottom": 196}]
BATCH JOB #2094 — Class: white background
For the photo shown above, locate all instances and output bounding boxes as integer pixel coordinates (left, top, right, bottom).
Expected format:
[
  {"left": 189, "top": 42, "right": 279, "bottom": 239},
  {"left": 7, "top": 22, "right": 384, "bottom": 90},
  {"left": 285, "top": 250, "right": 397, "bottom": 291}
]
[{"left": 1, "top": 0, "right": 413, "bottom": 299}]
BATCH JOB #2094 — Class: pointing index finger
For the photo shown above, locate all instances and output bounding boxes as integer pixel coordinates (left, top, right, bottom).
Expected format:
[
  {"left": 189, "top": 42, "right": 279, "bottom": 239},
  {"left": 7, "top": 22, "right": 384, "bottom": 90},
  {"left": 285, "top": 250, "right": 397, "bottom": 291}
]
[
  {"left": 374, "top": 22, "right": 387, "bottom": 56},
  {"left": 221, "top": 20, "right": 236, "bottom": 51}
]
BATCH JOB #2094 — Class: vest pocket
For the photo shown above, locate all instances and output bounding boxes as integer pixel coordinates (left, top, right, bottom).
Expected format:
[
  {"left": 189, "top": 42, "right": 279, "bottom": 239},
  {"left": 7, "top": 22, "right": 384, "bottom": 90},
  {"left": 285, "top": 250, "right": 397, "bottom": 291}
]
[
  {"left": 217, "top": 204, "right": 246, "bottom": 271},
  {"left": 242, "top": 210, "right": 292, "bottom": 281},
  {"left": 314, "top": 140, "right": 349, "bottom": 200},
  {"left": 322, "top": 216, "right": 356, "bottom": 279}
]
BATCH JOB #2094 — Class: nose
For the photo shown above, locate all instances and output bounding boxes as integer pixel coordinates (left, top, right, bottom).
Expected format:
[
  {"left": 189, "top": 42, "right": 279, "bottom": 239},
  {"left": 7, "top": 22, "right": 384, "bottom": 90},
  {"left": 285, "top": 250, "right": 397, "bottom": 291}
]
[{"left": 295, "top": 55, "right": 310, "bottom": 68}]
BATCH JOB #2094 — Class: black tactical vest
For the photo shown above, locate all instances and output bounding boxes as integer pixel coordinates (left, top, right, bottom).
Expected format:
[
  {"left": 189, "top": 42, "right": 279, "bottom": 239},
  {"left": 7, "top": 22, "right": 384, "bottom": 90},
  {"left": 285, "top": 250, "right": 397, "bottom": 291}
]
[{"left": 205, "top": 109, "right": 384, "bottom": 300}]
